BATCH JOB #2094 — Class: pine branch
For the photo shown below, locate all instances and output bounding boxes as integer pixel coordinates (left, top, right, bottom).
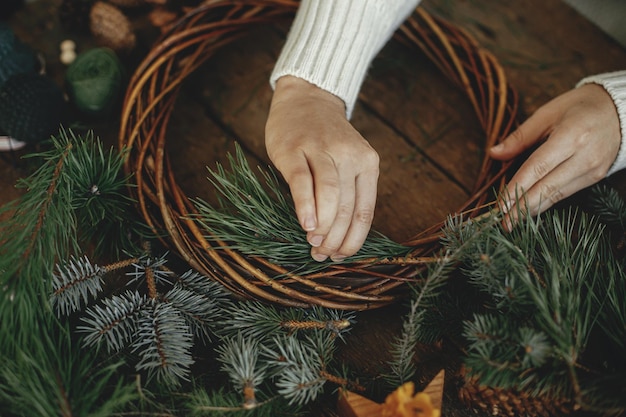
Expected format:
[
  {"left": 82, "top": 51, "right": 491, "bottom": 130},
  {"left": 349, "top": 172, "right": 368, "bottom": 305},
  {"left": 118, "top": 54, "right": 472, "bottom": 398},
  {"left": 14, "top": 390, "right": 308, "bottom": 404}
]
[
  {"left": 217, "top": 302, "right": 355, "bottom": 342},
  {"left": 457, "top": 208, "right": 614, "bottom": 403},
  {"left": 192, "top": 143, "right": 410, "bottom": 275},
  {"left": 0, "top": 318, "right": 137, "bottom": 417}
]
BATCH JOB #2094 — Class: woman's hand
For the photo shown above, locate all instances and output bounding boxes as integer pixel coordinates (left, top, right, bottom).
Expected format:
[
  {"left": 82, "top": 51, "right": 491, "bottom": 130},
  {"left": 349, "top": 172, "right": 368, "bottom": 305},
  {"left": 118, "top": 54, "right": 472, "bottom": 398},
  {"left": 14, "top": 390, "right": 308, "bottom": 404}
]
[
  {"left": 489, "top": 83, "right": 621, "bottom": 227},
  {"left": 265, "top": 76, "right": 379, "bottom": 262}
]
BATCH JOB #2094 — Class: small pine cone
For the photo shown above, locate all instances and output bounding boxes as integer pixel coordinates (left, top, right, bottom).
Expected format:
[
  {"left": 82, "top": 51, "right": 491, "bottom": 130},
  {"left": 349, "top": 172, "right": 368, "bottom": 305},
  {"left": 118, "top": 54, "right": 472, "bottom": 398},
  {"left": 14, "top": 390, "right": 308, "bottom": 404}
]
[
  {"left": 458, "top": 379, "right": 576, "bottom": 417},
  {"left": 89, "top": 1, "right": 136, "bottom": 52},
  {"left": 58, "top": 0, "right": 93, "bottom": 33},
  {"left": 147, "top": 6, "right": 179, "bottom": 32}
]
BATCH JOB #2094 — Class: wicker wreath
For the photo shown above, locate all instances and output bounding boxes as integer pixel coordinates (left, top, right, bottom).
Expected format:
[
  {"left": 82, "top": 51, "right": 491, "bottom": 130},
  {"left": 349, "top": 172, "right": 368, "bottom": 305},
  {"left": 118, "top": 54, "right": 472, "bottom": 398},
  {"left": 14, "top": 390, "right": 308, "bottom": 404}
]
[{"left": 119, "top": 0, "right": 519, "bottom": 311}]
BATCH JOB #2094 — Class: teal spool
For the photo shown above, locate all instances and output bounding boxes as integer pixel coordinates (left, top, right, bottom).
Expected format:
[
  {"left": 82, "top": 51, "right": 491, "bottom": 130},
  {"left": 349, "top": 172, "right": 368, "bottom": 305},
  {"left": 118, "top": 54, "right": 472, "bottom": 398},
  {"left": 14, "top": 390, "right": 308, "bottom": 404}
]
[
  {"left": 65, "top": 47, "right": 125, "bottom": 117},
  {"left": 0, "top": 23, "right": 38, "bottom": 88},
  {"left": 0, "top": 73, "right": 66, "bottom": 144}
]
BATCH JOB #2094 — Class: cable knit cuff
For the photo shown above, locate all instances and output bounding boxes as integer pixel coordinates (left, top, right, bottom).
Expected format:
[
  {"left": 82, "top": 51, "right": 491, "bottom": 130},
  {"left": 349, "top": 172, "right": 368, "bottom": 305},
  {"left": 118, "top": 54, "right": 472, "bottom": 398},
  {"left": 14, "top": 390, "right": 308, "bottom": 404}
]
[
  {"left": 577, "top": 70, "right": 626, "bottom": 176},
  {"left": 270, "top": 0, "right": 420, "bottom": 119}
]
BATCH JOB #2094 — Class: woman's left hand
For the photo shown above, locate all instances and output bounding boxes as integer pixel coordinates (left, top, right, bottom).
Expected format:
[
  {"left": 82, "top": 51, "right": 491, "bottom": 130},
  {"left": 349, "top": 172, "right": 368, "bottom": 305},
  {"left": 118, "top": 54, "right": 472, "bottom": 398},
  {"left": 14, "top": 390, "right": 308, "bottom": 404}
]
[{"left": 489, "top": 83, "right": 621, "bottom": 228}]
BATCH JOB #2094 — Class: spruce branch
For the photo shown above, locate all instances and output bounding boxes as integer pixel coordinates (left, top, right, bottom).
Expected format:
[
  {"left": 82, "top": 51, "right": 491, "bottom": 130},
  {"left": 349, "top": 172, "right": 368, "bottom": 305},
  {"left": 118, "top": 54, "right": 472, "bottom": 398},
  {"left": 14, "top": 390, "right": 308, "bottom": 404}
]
[
  {"left": 192, "top": 143, "right": 410, "bottom": 275},
  {"left": 384, "top": 299, "right": 425, "bottom": 387}
]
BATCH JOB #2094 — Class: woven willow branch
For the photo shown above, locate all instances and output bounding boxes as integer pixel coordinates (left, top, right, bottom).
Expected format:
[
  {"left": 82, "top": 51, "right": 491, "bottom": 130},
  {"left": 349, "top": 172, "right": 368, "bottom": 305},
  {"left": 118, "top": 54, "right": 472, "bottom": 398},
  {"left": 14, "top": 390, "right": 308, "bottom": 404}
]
[{"left": 119, "top": 0, "right": 519, "bottom": 310}]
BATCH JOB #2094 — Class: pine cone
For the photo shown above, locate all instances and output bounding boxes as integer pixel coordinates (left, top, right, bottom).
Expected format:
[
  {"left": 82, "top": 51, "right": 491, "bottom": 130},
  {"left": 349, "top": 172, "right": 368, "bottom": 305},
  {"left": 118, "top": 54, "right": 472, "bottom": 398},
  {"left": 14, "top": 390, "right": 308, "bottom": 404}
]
[
  {"left": 0, "top": 73, "right": 66, "bottom": 144},
  {"left": 458, "top": 379, "right": 576, "bottom": 417},
  {"left": 89, "top": 1, "right": 136, "bottom": 52},
  {"left": 58, "top": 0, "right": 93, "bottom": 33}
]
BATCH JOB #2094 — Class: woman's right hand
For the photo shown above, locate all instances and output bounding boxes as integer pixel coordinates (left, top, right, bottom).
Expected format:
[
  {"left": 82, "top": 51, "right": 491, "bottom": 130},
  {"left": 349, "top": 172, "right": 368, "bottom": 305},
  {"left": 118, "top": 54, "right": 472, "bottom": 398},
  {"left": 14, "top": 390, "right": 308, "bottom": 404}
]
[{"left": 265, "top": 76, "right": 380, "bottom": 262}]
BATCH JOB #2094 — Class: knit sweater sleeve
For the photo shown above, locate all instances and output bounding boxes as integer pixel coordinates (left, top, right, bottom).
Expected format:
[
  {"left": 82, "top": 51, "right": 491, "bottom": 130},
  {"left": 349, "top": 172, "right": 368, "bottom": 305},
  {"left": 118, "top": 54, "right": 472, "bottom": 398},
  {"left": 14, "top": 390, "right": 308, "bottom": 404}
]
[
  {"left": 270, "top": 0, "right": 421, "bottom": 119},
  {"left": 577, "top": 70, "right": 626, "bottom": 176}
]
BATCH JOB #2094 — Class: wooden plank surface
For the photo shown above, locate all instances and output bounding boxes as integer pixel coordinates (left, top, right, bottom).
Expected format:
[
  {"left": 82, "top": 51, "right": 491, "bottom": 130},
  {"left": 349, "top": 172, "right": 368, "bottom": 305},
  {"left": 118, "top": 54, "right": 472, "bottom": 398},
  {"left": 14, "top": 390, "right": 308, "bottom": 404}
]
[{"left": 3, "top": 0, "right": 626, "bottom": 415}]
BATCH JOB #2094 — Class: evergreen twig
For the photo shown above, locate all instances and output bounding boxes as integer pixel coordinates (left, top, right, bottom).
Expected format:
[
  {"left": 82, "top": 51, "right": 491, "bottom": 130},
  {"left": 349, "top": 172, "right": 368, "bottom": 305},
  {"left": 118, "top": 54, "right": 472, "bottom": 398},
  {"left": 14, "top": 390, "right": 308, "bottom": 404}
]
[{"left": 192, "top": 144, "right": 410, "bottom": 275}]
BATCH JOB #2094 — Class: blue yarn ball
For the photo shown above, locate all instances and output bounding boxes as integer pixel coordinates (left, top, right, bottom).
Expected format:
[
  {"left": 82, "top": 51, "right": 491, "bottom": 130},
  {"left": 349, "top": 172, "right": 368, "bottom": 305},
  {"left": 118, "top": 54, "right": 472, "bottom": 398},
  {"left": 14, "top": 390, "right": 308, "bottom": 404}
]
[
  {"left": 0, "top": 73, "right": 66, "bottom": 144},
  {"left": 0, "top": 23, "right": 38, "bottom": 88}
]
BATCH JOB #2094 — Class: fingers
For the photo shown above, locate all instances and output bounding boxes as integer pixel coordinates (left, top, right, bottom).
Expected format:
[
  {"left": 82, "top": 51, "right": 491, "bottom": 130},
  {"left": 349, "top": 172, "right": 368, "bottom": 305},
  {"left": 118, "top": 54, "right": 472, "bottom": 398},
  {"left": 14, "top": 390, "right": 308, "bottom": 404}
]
[
  {"left": 489, "top": 106, "right": 555, "bottom": 161},
  {"left": 311, "top": 164, "right": 378, "bottom": 262},
  {"left": 276, "top": 150, "right": 319, "bottom": 233},
  {"left": 502, "top": 126, "right": 575, "bottom": 204}
]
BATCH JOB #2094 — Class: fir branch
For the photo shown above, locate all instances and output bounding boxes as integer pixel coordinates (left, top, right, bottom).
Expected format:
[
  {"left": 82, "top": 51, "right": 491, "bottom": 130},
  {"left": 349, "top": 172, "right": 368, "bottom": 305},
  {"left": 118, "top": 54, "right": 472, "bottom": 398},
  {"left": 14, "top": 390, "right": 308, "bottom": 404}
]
[
  {"left": 216, "top": 333, "right": 267, "bottom": 408},
  {"left": 166, "top": 269, "right": 232, "bottom": 342},
  {"left": 175, "top": 269, "right": 232, "bottom": 304},
  {"left": 192, "top": 144, "right": 409, "bottom": 275},
  {"left": 384, "top": 299, "right": 425, "bottom": 387},
  {"left": 261, "top": 333, "right": 337, "bottom": 406},
  {"left": 51, "top": 255, "right": 106, "bottom": 316},
  {"left": 80, "top": 290, "right": 150, "bottom": 352},
  {"left": 131, "top": 301, "right": 194, "bottom": 387},
  {"left": 163, "top": 284, "right": 223, "bottom": 342},
  {"left": 263, "top": 337, "right": 326, "bottom": 405},
  {"left": 127, "top": 253, "right": 173, "bottom": 287},
  {"left": 384, "top": 238, "right": 456, "bottom": 387}
]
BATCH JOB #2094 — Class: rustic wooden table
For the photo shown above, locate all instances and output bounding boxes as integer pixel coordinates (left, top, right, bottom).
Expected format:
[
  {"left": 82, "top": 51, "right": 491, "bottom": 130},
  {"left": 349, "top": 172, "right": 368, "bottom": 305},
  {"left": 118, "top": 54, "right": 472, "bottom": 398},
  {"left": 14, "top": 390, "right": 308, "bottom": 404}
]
[{"left": 4, "top": 0, "right": 626, "bottom": 416}]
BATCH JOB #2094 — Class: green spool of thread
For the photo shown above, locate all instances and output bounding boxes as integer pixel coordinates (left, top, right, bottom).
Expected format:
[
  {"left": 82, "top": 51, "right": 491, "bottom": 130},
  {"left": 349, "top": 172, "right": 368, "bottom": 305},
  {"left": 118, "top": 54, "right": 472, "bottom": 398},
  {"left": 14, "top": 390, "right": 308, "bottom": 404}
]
[{"left": 65, "top": 47, "right": 124, "bottom": 117}]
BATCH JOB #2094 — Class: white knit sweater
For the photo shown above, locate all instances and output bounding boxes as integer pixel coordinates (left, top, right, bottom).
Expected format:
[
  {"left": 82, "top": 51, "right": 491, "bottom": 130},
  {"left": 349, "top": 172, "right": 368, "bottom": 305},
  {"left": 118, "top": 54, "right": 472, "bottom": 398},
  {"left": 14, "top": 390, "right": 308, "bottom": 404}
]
[{"left": 270, "top": 0, "right": 626, "bottom": 176}]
